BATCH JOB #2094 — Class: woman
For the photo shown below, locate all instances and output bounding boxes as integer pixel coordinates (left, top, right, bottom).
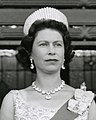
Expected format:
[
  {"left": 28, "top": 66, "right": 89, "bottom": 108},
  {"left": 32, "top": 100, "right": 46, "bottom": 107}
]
[{"left": 0, "top": 7, "right": 96, "bottom": 120}]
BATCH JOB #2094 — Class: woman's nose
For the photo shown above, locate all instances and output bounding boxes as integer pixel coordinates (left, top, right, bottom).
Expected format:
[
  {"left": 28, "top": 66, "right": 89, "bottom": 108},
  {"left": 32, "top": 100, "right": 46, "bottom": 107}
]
[{"left": 48, "top": 44, "right": 55, "bottom": 55}]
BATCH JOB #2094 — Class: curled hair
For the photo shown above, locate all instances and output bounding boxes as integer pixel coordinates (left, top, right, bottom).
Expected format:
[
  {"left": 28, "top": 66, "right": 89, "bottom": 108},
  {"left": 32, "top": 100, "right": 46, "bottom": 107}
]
[{"left": 16, "top": 20, "right": 75, "bottom": 73}]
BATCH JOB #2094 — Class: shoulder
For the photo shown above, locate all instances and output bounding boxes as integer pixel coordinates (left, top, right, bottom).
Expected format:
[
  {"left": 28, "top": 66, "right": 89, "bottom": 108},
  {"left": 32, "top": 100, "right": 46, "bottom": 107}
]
[
  {"left": 1, "top": 90, "right": 14, "bottom": 105},
  {"left": 0, "top": 88, "right": 31, "bottom": 120},
  {"left": 0, "top": 90, "right": 15, "bottom": 120},
  {"left": 65, "top": 84, "right": 75, "bottom": 91},
  {"left": 0, "top": 89, "right": 22, "bottom": 110},
  {"left": 62, "top": 84, "right": 75, "bottom": 95},
  {"left": 60, "top": 84, "right": 75, "bottom": 102},
  {"left": 15, "top": 86, "right": 34, "bottom": 99},
  {"left": 18, "top": 86, "right": 34, "bottom": 95},
  {"left": 88, "top": 100, "right": 96, "bottom": 120},
  {"left": 0, "top": 90, "right": 17, "bottom": 108}
]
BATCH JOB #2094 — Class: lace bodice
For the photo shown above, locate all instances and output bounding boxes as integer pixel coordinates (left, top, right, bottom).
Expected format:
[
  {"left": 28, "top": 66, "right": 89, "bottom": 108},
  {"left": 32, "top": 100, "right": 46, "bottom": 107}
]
[
  {"left": 11, "top": 90, "right": 57, "bottom": 120},
  {"left": 11, "top": 89, "right": 94, "bottom": 120}
]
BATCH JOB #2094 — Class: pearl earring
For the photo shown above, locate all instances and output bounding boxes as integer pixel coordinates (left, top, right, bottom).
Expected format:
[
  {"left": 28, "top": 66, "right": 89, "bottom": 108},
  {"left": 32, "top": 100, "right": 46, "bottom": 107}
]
[
  {"left": 30, "top": 59, "right": 34, "bottom": 69},
  {"left": 62, "top": 59, "right": 65, "bottom": 69},
  {"left": 62, "top": 65, "right": 65, "bottom": 69}
]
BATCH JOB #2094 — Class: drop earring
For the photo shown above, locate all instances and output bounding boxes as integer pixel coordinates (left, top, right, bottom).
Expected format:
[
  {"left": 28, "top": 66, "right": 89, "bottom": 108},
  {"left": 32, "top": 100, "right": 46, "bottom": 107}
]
[
  {"left": 62, "top": 59, "right": 65, "bottom": 69},
  {"left": 30, "top": 59, "right": 34, "bottom": 69}
]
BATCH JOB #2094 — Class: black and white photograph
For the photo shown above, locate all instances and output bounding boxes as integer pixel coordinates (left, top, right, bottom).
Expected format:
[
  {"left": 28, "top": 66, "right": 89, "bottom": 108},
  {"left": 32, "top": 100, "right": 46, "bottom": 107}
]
[{"left": 0, "top": 0, "right": 96, "bottom": 120}]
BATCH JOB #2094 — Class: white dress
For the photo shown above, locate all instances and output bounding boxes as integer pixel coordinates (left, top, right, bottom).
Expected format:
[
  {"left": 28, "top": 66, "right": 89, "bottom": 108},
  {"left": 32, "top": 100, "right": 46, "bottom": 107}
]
[
  {"left": 11, "top": 89, "right": 94, "bottom": 120},
  {"left": 12, "top": 90, "right": 57, "bottom": 120}
]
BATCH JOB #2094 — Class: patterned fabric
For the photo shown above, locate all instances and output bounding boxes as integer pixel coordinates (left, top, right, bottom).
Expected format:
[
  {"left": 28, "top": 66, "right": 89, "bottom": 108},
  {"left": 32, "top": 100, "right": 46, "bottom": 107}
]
[
  {"left": 11, "top": 89, "right": 94, "bottom": 120},
  {"left": 68, "top": 89, "right": 94, "bottom": 120},
  {"left": 11, "top": 90, "right": 57, "bottom": 120}
]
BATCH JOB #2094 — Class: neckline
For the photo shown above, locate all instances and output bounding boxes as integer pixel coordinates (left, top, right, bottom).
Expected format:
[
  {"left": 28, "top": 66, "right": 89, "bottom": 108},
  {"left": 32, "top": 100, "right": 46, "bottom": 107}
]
[
  {"left": 15, "top": 90, "right": 57, "bottom": 111},
  {"left": 14, "top": 89, "right": 74, "bottom": 112}
]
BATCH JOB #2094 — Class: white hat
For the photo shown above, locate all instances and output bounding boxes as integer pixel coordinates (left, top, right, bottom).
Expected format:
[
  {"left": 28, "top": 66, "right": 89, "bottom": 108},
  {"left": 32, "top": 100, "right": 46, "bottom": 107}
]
[{"left": 23, "top": 7, "right": 68, "bottom": 35}]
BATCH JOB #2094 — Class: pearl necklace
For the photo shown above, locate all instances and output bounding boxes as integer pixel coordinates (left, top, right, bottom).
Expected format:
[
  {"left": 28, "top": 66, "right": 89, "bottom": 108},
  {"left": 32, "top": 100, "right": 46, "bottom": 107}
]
[{"left": 32, "top": 80, "right": 65, "bottom": 100}]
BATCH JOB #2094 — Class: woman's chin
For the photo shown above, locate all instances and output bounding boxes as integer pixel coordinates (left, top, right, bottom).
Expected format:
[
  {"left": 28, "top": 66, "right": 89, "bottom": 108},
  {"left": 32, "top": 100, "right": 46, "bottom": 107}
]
[{"left": 43, "top": 66, "right": 60, "bottom": 74}]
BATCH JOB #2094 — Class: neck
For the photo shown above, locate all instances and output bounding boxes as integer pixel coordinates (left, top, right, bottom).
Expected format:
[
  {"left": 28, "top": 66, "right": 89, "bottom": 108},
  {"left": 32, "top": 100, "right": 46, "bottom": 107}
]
[{"left": 35, "top": 70, "right": 62, "bottom": 91}]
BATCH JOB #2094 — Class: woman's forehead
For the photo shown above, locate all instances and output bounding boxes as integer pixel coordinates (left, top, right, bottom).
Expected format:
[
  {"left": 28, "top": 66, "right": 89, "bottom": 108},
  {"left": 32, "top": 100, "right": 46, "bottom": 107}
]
[{"left": 34, "top": 28, "right": 63, "bottom": 42}]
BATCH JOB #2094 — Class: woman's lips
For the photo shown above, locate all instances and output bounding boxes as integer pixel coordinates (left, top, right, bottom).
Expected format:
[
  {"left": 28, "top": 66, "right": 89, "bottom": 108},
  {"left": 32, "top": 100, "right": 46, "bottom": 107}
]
[{"left": 45, "top": 59, "right": 58, "bottom": 62}]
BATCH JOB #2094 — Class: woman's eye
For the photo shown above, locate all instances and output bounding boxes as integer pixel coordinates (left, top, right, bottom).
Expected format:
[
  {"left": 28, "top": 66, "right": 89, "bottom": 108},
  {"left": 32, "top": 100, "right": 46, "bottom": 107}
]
[
  {"left": 39, "top": 43, "right": 48, "bottom": 46},
  {"left": 55, "top": 43, "right": 62, "bottom": 47}
]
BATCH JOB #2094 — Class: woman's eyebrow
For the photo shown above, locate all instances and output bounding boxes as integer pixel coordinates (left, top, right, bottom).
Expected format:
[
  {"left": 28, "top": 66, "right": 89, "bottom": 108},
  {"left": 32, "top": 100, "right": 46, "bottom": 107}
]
[
  {"left": 37, "top": 40, "right": 48, "bottom": 43},
  {"left": 53, "top": 40, "right": 63, "bottom": 43},
  {"left": 37, "top": 40, "right": 63, "bottom": 44}
]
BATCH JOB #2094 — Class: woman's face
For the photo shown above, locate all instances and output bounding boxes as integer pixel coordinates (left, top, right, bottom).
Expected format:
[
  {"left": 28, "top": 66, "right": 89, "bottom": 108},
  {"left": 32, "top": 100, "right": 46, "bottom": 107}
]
[{"left": 31, "top": 28, "right": 64, "bottom": 74}]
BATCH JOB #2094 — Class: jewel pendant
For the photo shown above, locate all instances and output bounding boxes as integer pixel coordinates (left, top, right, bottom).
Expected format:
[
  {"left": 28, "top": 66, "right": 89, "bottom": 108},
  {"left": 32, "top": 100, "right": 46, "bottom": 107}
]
[{"left": 45, "top": 95, "right": 51, "bottom": 100}]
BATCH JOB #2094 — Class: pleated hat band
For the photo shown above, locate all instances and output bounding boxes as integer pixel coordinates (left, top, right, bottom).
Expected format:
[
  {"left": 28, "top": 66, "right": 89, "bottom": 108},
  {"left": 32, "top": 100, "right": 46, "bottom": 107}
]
[{"left": 23, "top": 7, "right": 68, "bottom": 35}]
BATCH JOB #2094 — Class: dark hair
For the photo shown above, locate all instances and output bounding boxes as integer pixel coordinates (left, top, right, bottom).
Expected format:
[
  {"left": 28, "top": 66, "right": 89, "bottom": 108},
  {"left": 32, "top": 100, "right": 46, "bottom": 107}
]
[{"left": 16, "top": 20, "right": 75, "bottom": 73}]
